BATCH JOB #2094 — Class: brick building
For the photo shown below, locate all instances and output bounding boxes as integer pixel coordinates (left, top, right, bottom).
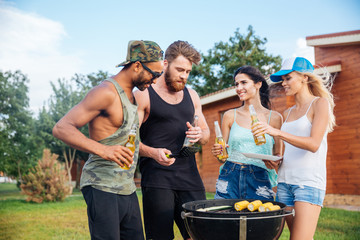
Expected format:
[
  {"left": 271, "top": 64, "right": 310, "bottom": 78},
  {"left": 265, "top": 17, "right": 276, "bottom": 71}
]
[
  {"left": 198, "top": 30, "right": 360, "bottom": 205},
  {"left": 307, "top": 30, "right": 360, "bottom": 205}
]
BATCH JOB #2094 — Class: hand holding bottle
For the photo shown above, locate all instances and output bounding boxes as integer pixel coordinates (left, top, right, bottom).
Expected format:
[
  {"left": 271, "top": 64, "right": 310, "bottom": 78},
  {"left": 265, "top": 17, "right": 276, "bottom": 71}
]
[
  {"left": 211, "top": 143, "right": 229, "bottom": 163},
  {"left": 183, "top": 115, "right": 202, "bottom": 146},
  {"left": 251, "top": 121, "right": 280, "bottom": 138},
  {"left": 121, "top": 124, "right": 137, "bottom": 170},
  {"left": 99, "top": 144, "right": 134, "bottom": 168},
  {"left": 249, "top": 105, "right": 266, "bottom": 146},
  {"left": 213, "top": 121, "right": 228, "bottom": 162}
]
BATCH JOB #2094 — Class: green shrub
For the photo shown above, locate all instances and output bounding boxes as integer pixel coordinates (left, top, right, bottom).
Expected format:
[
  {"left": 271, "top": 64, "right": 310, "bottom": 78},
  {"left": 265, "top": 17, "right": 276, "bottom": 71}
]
[{"left": 20, "top": 149, "right": 72, "bottom": 203}]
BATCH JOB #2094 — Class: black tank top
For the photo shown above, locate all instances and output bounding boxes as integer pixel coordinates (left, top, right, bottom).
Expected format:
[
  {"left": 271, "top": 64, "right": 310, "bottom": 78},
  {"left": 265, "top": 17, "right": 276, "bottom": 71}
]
[{"left": 139, "top": 86, "right": 204, "bottom": 191}]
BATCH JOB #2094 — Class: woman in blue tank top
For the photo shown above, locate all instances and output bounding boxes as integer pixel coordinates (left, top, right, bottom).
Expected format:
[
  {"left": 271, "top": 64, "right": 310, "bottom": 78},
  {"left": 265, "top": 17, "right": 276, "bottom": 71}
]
[{"left": 211, "top": 66, "right": 283, "bottom": 200}]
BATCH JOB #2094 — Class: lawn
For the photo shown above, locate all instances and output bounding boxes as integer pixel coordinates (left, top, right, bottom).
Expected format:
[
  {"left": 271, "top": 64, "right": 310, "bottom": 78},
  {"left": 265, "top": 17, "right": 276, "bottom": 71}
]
[{"left": 0, "top": 183, "right": 359, "bottom": 240}]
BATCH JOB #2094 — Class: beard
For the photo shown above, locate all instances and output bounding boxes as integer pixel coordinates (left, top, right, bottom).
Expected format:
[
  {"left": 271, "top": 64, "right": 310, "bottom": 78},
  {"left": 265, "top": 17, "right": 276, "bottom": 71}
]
[
  {"left": 133, "top": 71, "right": 150, "bottom": 91},
  {"left": 164, "top": 69, "right": 186, "bottom": 92}
]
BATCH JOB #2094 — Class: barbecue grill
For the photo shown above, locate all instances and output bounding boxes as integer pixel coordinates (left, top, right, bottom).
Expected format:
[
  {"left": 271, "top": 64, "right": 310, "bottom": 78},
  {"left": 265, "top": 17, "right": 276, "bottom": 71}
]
[{"left": 182, "top": 199, "right": 294, "bottom": 240}]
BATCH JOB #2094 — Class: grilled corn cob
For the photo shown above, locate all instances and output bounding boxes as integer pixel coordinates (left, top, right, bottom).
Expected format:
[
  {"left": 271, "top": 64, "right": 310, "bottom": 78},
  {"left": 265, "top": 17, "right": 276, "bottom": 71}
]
[
  {"left": 247, "top": 200, "right": 262, "bottom": 212},
  {"left": 258, "top": 202, "right": 273, "bottom": 212},
  {"left": 266, "top": 205, "right": 280, "bottom": 211},
  {"left": 234, "top": 200, "right": 249, "bottom": 211}
]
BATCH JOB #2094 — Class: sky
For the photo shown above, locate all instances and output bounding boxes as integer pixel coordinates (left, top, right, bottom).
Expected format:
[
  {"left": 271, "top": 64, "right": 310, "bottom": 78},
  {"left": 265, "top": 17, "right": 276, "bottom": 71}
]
[{"left": 0, "top": 0, "right": 359, "bottom": 114}]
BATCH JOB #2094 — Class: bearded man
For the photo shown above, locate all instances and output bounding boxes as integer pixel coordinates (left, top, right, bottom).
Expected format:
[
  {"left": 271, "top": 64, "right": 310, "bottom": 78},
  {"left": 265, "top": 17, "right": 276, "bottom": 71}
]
[{"left": 134, "top": 40, "right": 210, "bottom": 240}]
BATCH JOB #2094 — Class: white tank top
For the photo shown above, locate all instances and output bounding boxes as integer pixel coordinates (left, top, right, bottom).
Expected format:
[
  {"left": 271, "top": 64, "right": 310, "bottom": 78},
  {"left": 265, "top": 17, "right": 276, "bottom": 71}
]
[{"left": 278, "top": 98, "right": 328, "bottom": 190}]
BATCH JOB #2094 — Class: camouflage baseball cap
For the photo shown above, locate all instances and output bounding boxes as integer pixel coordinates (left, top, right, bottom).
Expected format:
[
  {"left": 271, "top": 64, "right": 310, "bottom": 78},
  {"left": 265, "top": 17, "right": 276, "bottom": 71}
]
[{"left": 116, "top": 40, "right": 164, "bottom": 67}]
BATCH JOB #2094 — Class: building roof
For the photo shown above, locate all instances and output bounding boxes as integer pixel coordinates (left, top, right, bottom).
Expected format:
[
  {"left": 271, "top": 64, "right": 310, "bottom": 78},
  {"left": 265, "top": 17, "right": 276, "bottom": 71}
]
[
  {"left": 200, "top": 86, "right": 236, "bottom": 105},
  {"left": 305, "top": 31, "right": 358, "bottom": 75},
  {"left": 314, "top": 59, "right": 342, "bottom": 75},
  {"left": 306, "top": 30, "right": 360, "bottom": 47}
]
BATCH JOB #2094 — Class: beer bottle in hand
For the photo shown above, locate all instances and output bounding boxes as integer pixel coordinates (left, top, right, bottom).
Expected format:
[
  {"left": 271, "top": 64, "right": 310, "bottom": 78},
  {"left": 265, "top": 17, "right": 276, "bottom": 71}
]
[
  {"left": 214, "top": 121, "right": 228, "bottom": 161},
  {"left": 122, "top": 123, "right": 137, "bottom": 170},
  {"left": 183, "top": 115, "right": 199, "bottom": 147},
  {"left": 249, "top": 105, "right": 266, "bottom": 146}
]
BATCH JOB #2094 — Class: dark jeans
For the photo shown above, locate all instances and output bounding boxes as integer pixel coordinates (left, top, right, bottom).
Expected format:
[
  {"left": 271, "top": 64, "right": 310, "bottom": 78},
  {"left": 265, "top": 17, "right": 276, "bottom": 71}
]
[
  {"left": 142, "top": 187, "right": 205, "bottom": 240},
  {"left": 81, "top": 186, "right": 144, "bottom": 240}
]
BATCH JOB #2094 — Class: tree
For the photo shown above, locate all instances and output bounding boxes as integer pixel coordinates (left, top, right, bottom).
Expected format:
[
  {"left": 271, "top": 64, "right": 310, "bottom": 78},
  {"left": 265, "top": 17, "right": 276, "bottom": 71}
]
[
  {"left": 0, "top": 70, "right": 108, "bottom": 187},
  {"left": 188, "top": 26, "right": 282, "bottom": 96},
  {"left": 0, "top": 70, "right": 41, "bottom": 182},
  {"left": 20, "top": 148, "right": 72, "bottom": 203},
  {"left": 73, "top": 70, "right": 108, "bottom": 94}
]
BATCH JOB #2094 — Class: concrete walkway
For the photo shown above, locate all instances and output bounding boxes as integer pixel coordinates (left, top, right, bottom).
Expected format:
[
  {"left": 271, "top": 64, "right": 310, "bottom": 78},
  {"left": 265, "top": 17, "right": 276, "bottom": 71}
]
[{"left": 325, "top": 205, "right": 360, "bottom": 211}]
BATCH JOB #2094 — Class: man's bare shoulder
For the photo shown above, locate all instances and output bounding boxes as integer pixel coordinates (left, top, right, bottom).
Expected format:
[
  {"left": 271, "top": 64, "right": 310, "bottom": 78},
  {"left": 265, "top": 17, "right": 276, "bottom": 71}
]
[
  {"left": 134, "top": 88, "right": 150, "bottom": 107},
  {"left": 83, "top": 81, "right": 118, "bottom": 109},
  {"left": 187, "top": 87, "right": 201, "bottom": 103},
  {"left": 187, "top": 87, "right": 200, "bottom": 97},
  {"left": 134, "top": 88, "right": 149, "bottom": 98}
]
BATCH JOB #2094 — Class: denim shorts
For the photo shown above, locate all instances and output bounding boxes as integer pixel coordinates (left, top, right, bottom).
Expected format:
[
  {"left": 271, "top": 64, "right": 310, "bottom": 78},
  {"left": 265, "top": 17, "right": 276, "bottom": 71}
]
[
  {"left": 215, "top": 161, "right": 275, "bottom": 200},
  {"left": 276, "top": 182, "right": 325, "bottom": 207}
]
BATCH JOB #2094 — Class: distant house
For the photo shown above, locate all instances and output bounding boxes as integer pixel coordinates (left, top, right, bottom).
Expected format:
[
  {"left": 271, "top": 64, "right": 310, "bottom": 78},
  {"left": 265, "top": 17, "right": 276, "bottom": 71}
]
[{"left": 197, "top": 29, "right": 360, "bottom": 206}]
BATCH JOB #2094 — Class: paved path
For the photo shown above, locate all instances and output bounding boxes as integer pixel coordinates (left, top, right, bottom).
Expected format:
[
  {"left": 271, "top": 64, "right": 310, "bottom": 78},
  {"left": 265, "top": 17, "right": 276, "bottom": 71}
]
[{"left": 325, "top": 205, "right": 360, "bottom": 211}]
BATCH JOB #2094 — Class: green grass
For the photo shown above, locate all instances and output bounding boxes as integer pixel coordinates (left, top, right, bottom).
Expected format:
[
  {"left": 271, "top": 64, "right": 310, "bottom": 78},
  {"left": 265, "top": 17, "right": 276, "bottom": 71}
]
[
  {"left": 1, "top": 183, "right": 359, "bottom": 240},
  {"left": 0, "top": 184, "right": 88, "bottom": 240},
  {"left": 315, "top": 207, "right": 360, "bottom": 239}
]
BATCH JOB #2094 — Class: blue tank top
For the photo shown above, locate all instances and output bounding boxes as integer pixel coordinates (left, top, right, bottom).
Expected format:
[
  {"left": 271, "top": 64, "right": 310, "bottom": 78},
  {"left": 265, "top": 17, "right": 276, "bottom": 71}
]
[{"left": 227, "top": 109, "right": 277, "bottom": 187}]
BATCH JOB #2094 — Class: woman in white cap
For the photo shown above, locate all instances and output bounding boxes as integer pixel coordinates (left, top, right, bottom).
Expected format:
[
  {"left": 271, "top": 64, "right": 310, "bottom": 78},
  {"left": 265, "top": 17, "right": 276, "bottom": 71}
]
[{"left": 252, "top": 57, "right": 335, "bottom": 240}]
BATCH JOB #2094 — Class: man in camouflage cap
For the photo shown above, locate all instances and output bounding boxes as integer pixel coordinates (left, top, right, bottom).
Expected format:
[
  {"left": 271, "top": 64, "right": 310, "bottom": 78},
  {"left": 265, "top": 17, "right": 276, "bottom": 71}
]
[{"left": 53, "top": 40, "right": 163, "bottom": 240}]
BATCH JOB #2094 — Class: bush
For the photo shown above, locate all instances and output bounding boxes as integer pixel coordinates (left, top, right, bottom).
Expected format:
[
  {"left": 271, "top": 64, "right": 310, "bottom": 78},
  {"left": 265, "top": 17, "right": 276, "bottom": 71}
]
[{"left": 20, "top": 149, "right": 72, "bottom": 203}]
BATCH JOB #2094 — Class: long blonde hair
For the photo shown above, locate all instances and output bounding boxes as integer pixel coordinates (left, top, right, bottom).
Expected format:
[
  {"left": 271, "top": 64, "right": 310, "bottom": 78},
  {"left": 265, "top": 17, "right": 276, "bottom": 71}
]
[{"left": 301, "top": 69, "right": 336, "bottom": 132}]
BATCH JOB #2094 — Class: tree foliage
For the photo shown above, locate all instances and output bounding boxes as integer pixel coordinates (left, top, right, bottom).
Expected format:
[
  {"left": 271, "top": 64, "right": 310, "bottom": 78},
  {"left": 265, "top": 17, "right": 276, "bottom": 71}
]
[
  {"left": 188, "top": 26, "right": 282, "bottom": 96},
  {"left": 0, "top": 71, "right": 41, "bottom": 180},
  {"left": 0, "top": 69, "right": 108, "bottom": 187},
  {"left": 73, "top": 70, "right": 109, "bottom": 94},
  {"left": 20, "top": 149, "right": 72, "bottom": 203}
]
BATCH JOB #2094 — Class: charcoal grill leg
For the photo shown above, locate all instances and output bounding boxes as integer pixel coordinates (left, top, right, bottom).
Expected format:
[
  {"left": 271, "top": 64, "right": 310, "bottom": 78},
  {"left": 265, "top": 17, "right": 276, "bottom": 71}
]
[
  {"left": 181, "top": 212, "right": 197, "bottom": 240},
  {"left": 239, "top": 216, "right": 247, "bottom": 240}
]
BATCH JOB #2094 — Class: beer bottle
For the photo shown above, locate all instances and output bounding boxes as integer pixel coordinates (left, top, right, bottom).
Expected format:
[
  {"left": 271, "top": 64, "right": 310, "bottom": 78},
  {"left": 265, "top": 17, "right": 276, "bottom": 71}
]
[
  {"left": 249, "top": 105, "right": 266, "bottom": 146},
  {"left": 122, "top": 123, "right": 137, "bottom": 170},
  {"left": 183, "top": 115, "right": 199, "bottom": 147},
  {"left": 214, "top": 121, "right": 228, "bottom": 161}
]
